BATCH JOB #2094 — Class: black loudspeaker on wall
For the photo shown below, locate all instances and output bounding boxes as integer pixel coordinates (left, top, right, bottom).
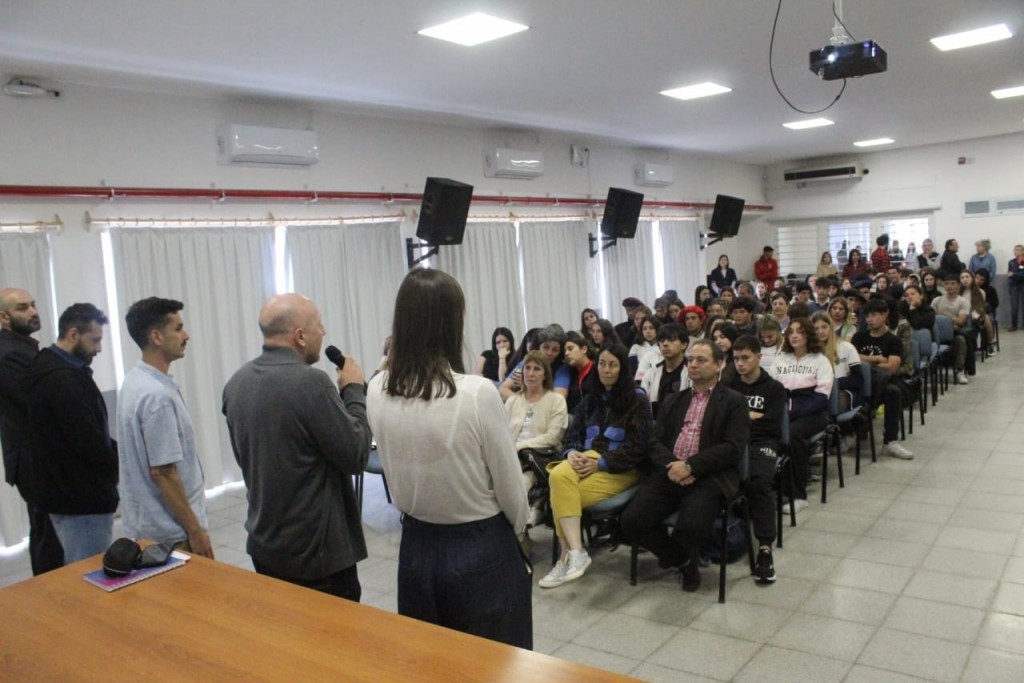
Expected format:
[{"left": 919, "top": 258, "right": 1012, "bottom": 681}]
[
  {"left": 709, "top": 194, "right": 745, "bottom": 237},
  {"left": 416, "top": 177, "right": 474, "bottom": 246},
  {"left": 600, "top": 187, "right": 645, "bottom": 238}
]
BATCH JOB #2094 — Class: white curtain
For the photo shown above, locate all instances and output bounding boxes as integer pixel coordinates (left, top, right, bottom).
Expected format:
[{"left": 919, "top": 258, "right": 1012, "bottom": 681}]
[
  {"left": 0, "top": 233, "right": 56, "bottom": 546},
  {"left": 110, "top": 228, "right": 275, "bottom": 488},
  {"left": 287, "top": 221, "right": 406, "bottom": 376},
  {"left": 660, "top": 219, "right": 703, "bottom": 305},
  {"left": 604, "top": 221, "right": 657, "bottom": 315},
  {"left": 520, "top": 221, "right": 591, "bottom": 331},
  {"left": 435, "top": 222, "right": 526, "bottom": 371}
]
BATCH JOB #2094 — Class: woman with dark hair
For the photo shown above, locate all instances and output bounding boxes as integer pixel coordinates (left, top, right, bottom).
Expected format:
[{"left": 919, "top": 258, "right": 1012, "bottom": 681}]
[
  {"left": 711, "top": 322, "right": 739, "bottom": 384},
  {"left": 694, "top": 285, "right": 712, "bottom": 308},
  {"left": 474, "top": 326, "right": 515, "bottom": 383},
  {"left": 588, "top": 318, "right": 622, "bottom": 347},
  {"left": 816, "top": 251, "right": 838, "bottom": 279},
  {"left": 920, "top": 269, "right": 942, "bottom": 305},
  {"left": 367, "top": 268, "right": 531, "bottom": 648},
  {"left": 629, "top": 315, "right": 662, "bottom": 377},
  {"left": 842, "top": 249, "right": 868, "bottom": 280},
  {"left": 769, "top": 318, "right": 834, "bottom": 512},
  {"left": 974, "top": 268, "right": 1000, "bottom": 331},
  {"left": 507, "top": 327, "right": 539, "bottom": 371},
  {"left": 708, "top": 255, "right": 738, "bottom": 296},
  {"left": 580, "top": 308, "right": 599, "bottom": 344},
  {"left": 961, "top": 269, "right": 994, "bottom": 350},
  {"left": 563, "top": 331, "right": 595, "bottom": 413},
  {"left": 539, "top": 343, "right": 653, "bottom": 589}
]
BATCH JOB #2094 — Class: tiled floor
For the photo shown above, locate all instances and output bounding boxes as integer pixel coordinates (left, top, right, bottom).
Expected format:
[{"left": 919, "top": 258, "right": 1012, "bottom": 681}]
[{"left": 2, "top": 333, "right": 1022, "bottom": 681}]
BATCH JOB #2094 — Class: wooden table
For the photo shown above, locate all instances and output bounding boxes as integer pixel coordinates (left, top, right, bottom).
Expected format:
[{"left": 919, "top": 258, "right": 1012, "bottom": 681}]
[{"left": 0, "top": 553, "right": 639, "bottom": 682}]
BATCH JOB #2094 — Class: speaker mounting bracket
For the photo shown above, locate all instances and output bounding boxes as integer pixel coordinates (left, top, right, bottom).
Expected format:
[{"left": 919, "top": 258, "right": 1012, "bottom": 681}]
[
  {"left": 700, "top": 233, "right": 725, "bottom": 251},
  {"left": 588, "top": 233, "right": 617, "bottom": 258},
  {"left": 406, "top": 238, "right": 440, "bottom": 268}
]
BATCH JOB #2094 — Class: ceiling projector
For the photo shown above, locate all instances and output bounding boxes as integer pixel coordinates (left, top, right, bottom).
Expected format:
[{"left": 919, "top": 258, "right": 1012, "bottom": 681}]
[{"left": 809, "top": 40, "right": 887, "bottom": 80}]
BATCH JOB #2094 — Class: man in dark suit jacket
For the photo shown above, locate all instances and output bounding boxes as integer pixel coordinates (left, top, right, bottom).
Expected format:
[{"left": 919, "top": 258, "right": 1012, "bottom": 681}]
[
  {"left": 620, "top": 339, "right": 749, "bottom": 591},
  {"left": 0, "top": 288, "right": 64, "bottom": 574}
]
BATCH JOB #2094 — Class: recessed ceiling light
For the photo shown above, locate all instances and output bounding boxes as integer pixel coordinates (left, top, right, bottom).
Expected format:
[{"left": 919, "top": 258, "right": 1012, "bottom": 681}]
[
  {"left": 418, "top": 13, "right": 528, "bottom": 46},
  {"left": 660, "top": 82, "right": 732, "bottom": 101},
  {"left": 854, "top": 137, "right": 895, "bottom": 147},
  {"left": 992, "top": 85, "right": 1024, "bottom": 99},
  {"left": 930, "top": 23, "right": 1012, "bottom": 51},
  {"left": 783, "top": 118, "right": 834, "bottom": 130}
]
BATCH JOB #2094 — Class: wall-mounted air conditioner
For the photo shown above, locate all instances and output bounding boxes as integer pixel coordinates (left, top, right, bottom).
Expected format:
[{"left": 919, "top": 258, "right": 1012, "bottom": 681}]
[
  {"left": 483, "top": 148, "right": 544, "bottom": 179},
  {"left": 217, "top": 124, "right": 320, "bottom": 166},
  {"left": 783, "top": 162, "right": 865, "bottom": 184},
  {"left": 634, "top": 162, "right": 674, "bottom": 187}
]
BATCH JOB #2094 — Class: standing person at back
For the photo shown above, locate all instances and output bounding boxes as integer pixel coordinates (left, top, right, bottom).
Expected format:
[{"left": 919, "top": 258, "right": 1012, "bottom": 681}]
[
  {"left": 871, "top": 234, "right": 892, "bottom": 273},
  {"left": 117, "top": 298, "right": 212, "bottom": 558},
  {"left": 754, "top": 246, "right": 779, "bottom": 290},
  {"left": 223, "top": 294, "right": 369, "bottom": 601},
  {"left": 25, "top": 303, "right": 118, "bottom": 564},
  {"left": 0, "top": 288, "right": 64, "bottom": 573},
  {"left": 367, "top": 268, "right": 530, "bottom": 648}
]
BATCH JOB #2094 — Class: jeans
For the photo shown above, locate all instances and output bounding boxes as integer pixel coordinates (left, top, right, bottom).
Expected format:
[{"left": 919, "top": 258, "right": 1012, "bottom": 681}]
[
  {"left": 398, "top": 513, "right": 532, "bottom": 650},
  {"left": 1011, "top": 285, "right": 1024, "bottom": 328},
  {"left": 787, "top": 412, "right": 831, "bottom": 500},
  {"left": 252, "top": 560, "right": 361, "bottom": 603},
  {"left": 49, "top": 513, "right": 113, "bottom": 565}
]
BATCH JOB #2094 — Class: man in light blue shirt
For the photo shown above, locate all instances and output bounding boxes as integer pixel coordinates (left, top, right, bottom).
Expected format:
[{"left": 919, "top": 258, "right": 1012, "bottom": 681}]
[{"left": 116, "top": 297, "right": 212, "bottom": 557}]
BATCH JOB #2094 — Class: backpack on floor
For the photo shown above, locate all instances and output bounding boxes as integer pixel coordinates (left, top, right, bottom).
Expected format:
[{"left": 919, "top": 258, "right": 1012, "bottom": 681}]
[{"left": 700, "top": 511, "right": 747, "bottom": 564}]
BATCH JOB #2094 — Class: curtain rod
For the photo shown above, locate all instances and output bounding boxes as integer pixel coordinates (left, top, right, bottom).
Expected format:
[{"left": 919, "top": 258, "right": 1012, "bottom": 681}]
[
  {"left": 0, "top": 184, "right": 773, "bottom": 212},
  {"left": 0, "top": 215, "right": 62, "bottom": 234},
  {"left": 85, "top": 212, "right": 406, "bottom": 230}
]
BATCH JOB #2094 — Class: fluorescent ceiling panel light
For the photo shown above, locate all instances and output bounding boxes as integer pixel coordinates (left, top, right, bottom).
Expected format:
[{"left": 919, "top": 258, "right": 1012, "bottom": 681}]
[
  {"left": 418, "top": 13, "right": 528, "bottom": 46},
  {"left": 854, "top": 137, "right": 895, "bottom": 147},
  {"left": 783, "top": 118, "right": 834, "bottom": 130},
  {"left": 930, "top": 23, "right": 1012, "bottom": 51},
  {"left": 660, "top": 82, "right": 732, "bottom": 101},
  {"left": 992, "top": 85, "right": 1024, "bottom": 99}
]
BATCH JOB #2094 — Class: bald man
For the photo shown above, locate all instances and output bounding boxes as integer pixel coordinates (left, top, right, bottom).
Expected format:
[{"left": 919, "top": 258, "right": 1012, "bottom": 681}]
[
  {"left": 117, "top": 297, "right": 213, "bottom": 558},
  {"left": 223, "top": 294, "right": 370, "bottom": 601},
  {"left": 0, "top": 288, "right": 64, "bottom": 573}
]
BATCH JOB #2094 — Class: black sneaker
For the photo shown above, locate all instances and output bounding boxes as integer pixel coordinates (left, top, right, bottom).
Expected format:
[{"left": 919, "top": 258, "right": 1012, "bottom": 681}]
[{"left": 756, "top": 547, "right": 776, "bottom": 584}]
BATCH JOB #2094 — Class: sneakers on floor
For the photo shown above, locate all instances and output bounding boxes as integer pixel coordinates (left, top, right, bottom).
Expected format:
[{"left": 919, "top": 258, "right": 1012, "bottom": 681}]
[
  {"left": 883, "top": 442, "right": 914, "bottom": 459},
  {"left": 755, "top": 547, "right": 776, "bottom": 584},
  {"left": 680, "top": 553, "right": 701, "bottom": 592},
  {"left": 539, "top": 550, "right": 591, "bottom": 588},
  {"left": 538, "top": 560, "right": 568, "bottom": 588},
  {"left": 792, "top": 498, "right": 809, "bottom": 513},
  {"left": 955, "top": 373, "right": 970, "bottom": 385}
]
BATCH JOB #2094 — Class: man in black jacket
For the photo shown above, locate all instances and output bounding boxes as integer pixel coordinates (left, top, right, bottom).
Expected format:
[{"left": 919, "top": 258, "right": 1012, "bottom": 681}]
[
  {"left": 0, "top": 288, "right": 64, "bottom": 573},
  {"left": 620, "top": 339, "right": 749, "bottom": 592},
  {"left": 25, "top": 303, "right": 118, "bottom": 564}
]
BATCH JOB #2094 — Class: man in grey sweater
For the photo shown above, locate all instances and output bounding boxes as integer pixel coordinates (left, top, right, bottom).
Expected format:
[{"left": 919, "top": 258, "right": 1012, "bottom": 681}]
[{"left": 222, "top": 294, "right": 370, "bottom": 601}]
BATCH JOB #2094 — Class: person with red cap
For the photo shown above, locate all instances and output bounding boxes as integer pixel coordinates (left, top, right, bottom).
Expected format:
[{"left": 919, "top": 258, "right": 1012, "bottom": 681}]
[{"left": 678, "top": 305, "right": 706, "bottom": 341}]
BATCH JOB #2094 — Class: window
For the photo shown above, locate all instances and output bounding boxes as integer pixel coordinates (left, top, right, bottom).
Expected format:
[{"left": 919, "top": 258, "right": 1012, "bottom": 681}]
[
  {"left": 775, "top": 225, "right": 819, "bottom": 277},
  {"left": 882, "top": 217, "right": 931, "bottom": 268},
  {"left": 828, "top": 221, "right": 871, "bottom": 268}
]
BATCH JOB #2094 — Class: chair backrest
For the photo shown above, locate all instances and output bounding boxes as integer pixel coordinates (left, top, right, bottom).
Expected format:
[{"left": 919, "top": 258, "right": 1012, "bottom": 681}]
[
  {"left": 934, "top": 314, "right": 955, "bottom": 344},
  {"left": 910, "top": 337, "right": 921, "bottom": 369},
  {"left": 910, "top": 328, "right": 933, "bottom": 366},
  {"left": 779, "top": 408, "right": 790, "bottom": 447},
  {"left": 738, "top": 446, "right": 750, "bottom": 481},
  {"left": 828, "top": 380, "right": 840, "bottom": 417}
]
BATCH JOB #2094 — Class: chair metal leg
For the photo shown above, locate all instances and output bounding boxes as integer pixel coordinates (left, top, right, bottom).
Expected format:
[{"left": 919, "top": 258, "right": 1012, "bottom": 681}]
[
  {"left": 629, "top": 542, "right": 639, "bottom": 586},
  {"left": 718, "top": 506, "right": 729, "bottom": 604}
]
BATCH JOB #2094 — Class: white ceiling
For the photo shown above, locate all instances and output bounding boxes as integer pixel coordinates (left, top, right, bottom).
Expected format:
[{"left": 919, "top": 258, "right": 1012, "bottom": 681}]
[{"left": 3, "top": 1, "right": 1023, "bottom": 166}]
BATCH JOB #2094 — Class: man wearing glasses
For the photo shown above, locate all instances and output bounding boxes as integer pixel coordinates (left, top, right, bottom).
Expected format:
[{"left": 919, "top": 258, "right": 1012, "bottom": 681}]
[{"left": 621, "top": 339, "right": 749, "bottom": 592}]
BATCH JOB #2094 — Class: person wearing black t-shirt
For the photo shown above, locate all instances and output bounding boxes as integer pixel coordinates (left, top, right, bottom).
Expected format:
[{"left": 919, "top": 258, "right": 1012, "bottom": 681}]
[
  {"left": 727, "top": 336, "right": 786, "bottom": 584},
  {"left": 852, "top": 299, "right": 913, "bottom": 459}
]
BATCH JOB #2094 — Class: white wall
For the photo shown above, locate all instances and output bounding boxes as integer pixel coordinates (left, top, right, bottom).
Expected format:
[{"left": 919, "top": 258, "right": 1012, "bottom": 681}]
[
  {"left": 0, "top": 83, "right": 768, "bottom": 389},
  {"left": 765, "top": 132, "right": 1024, "bottom": 261}
]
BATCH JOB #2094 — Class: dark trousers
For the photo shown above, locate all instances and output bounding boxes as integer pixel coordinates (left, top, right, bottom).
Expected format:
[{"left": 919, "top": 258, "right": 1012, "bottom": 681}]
[
  {"left": 398, "top": 513, "right": 532, "bottom": 650},
  {"left": 1010, "top": 285, "right": 1024, "bottom": 328},
  {"left": 746, "top": 446, "right": 778, "bottom": 546},
  {"left": 788, "top": 412, "right": 830, "bottom": 500},
  {"left": 620, "top": 471, "right": 723, "bottom": 568},
  {"left": 17, "top": 483, "right": 64, "bottom": 575},
  {"left": 867, "top": 367, "right": 903, "bottom": 443},
  {"left": 252, "top": 559, "right": 361, "bottom": 603}
]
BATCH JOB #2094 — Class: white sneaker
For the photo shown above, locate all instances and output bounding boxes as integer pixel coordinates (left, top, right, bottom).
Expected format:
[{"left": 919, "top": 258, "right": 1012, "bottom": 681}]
[
  {"left": 955, "top": 374, "right": 970, "bottom": 385},
  {"left": 884, "top": 442, "right": 914, "bottom": 459},
  {"left": 539, "top": 560, "right": 569, "bottom": 588},
  {"left": 792, "top": 498, "right": 809, "bottom": 513},
  {"left": 563, "top": 549, "right": 592, "bottom": 582}
]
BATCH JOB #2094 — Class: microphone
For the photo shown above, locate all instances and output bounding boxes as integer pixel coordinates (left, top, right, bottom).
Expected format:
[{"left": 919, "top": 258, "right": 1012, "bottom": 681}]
[{"left": 325, "top": 345, "right": 346, "bottom": 370}]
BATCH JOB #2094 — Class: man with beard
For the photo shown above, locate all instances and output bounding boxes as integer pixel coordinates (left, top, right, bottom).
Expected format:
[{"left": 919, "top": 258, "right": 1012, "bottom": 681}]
[
  {"left": 25, "top": 303, "right": 118, "bottom": 563},
  {"left": 117, "top": 298, "right": 213, "bottom": 557},
  {"left": 0, "top": 288, "right": 64, "bottom": 572}
]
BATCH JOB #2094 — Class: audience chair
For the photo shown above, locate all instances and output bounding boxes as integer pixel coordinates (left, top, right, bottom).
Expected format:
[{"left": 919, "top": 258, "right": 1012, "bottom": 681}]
[
  {"left": 776, "top": 410, "right": 797, "bottom": 548},
  {"left": 818, "top": 382, "right": 844, "bottom": 504},
  {"left": 356, "top": 446, "right": 390, "bottom": 511},
  {"left": 843, "top": 362, "right": 875, "bottom": 475},
  {"left": 552, "top": 484, "right": 640, "bottom": 565},
  {"left": 933, "top": 315, "right": 955, "bottom": 393},
  {"left": 628, "top": 448, "right": 755, "bottom": 604}
]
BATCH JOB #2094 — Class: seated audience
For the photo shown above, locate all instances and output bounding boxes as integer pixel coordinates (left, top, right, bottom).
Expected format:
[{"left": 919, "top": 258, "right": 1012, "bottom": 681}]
[
  {"left": 589, "top": 318, "right": 622, "bottom": 348},
  {"left": 811, "top": 311, "right": 863, "bottom": 411},
  {"left": 757, "top": 315, "right": 784, "bottom": 370},
  {"left": 540, "top": 344, "right": 653, "bottom": 589},
  {"left": 475, "top": 326, "right": 515, "bottom": 384},
  {"left": 932, "top": 274, "right": 974, "bottom": 383},
  {"left": 679, "top": 305, "right": 707, "bottom": 341},
  {"left": 828, "top": 297, "right": 858, "bottom": 342},
  {"left": 640, "top": 323, "right": 690, "bottom": 418},
  {"left": 620, "top": 339, "right": 749, "bottom": 592},
  {"left": 615, "top": 298, "right": 644, "bottom": 348},
  {"left": 629, "top": 314, "right": 661, "bottom": 377},
  {"left": 500, "top": 325, "right": 572, "bottom": 400},
  {"left": 769, "top": 292, "right": 790, "bottom": 329},
  {"left": 563, "top": 331, "right": 595, "bottom": 413},
  {"left": 731, "top": 296, "right": 759, "bottom": 337},
  {"left": 711, "top": 322, "right": 739, "bottom": 385}
]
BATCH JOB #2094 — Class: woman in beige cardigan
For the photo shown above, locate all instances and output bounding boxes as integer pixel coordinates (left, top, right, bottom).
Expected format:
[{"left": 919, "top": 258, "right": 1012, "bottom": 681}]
[{"left": 505, "top": 350, "right": 568, "bottom": 528}]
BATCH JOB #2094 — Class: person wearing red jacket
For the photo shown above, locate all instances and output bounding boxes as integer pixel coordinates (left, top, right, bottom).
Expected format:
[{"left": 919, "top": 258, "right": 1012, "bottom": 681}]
[{"left": 754, "top": 246, "right": 779, "bottom": 289}]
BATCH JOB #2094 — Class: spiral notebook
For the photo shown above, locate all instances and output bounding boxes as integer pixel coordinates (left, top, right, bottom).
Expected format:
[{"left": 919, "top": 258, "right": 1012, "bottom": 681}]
[{"left": 82, "top": 551, "right": 190, "bottom": 592}]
